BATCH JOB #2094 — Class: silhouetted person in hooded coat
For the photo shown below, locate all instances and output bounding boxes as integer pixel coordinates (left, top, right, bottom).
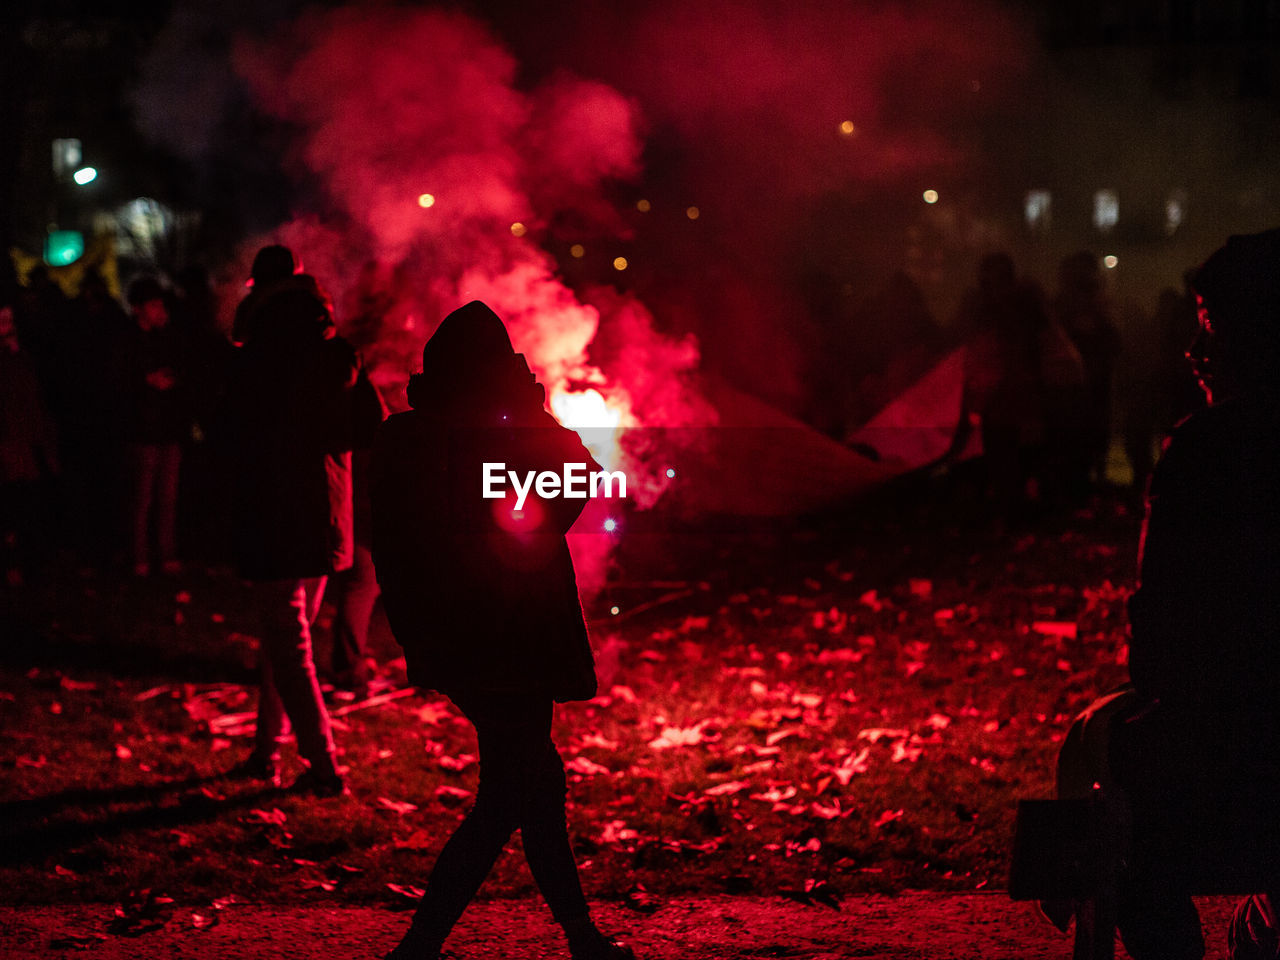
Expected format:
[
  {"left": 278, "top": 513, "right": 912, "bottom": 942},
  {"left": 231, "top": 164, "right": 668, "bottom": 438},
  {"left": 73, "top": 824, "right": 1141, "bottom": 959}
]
[
  {"left": 224, "top": 254, "right": 354, "bottom": 797},
  {"left": 1055, "top": 228, "right": 1280, "bottom": 960},
  {"left": 371, "top": 301, "right": 634, "bottom": 960}
]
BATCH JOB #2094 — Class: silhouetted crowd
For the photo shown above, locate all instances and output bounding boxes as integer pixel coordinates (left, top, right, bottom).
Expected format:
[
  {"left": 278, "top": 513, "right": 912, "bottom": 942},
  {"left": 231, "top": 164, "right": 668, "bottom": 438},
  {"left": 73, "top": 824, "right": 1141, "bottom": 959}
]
[
  {"left": 0, "top": 261, "right": 235, "bottom": 582},
  {"left": 820, "top": 250, "right": 1202, "bottom": 516},
  {"left": 0, "top": 247, "right": 1203, "bottom": 588}
]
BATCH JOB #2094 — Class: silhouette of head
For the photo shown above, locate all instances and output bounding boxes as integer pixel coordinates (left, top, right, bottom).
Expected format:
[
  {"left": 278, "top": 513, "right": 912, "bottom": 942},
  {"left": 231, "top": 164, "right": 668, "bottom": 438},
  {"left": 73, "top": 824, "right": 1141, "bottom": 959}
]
[
  {"left": 1191, "top": 228, "right": 1280, "bottom": 401},
  {"left": 412, "top": 301, "right": 534, "bottom": 415},
  {"left": 250, "top": 245, "right": 297, "bottom": 286},
  {"left": 422, "top": 301, "right": 514, "bottom": 374}
]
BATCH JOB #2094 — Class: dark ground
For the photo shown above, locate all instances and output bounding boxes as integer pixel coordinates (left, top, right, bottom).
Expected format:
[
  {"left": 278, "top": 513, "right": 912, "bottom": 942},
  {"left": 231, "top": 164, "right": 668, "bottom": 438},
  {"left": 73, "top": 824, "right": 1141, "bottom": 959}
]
[
  {"left": 0, "top": 895, "right": 1242, "bottom": 958},
  {"left": 0, "top": 476, "right": 1196, "bottom": 957}
]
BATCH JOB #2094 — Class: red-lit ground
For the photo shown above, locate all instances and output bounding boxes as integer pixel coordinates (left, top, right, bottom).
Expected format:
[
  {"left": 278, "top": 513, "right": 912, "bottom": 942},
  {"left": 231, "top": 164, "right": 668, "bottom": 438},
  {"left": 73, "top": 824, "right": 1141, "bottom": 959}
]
[
  {"left": 0, "top": 896, "right": 1245, "bottom": 959},
  {"left": 0, "top": 486, "right": 1152, "bottom": 955}
]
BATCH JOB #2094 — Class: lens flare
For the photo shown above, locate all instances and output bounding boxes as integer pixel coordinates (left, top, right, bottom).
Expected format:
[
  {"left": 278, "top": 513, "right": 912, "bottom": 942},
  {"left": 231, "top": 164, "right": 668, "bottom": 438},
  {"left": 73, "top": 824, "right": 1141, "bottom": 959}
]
[
  {"left": 613, "top": 256, "right": 628, "bottom": 271},
  {"left": 510, "top": 221, "right": 527, "bottom": 237},
  {"left": 685, "top": 206, "right": 700, "bottom": 220},
  {"left": 922, "top": 189, "right": 939, "bottom": 204},
  {"left": 839, "top": 120, "right": 856, "bottom": 136},
  {"left": 417, "top": 193, "right": 435, "bottom": 208},
  {"left": 570, "top": 243, "right": 585, "bottom": 258}
]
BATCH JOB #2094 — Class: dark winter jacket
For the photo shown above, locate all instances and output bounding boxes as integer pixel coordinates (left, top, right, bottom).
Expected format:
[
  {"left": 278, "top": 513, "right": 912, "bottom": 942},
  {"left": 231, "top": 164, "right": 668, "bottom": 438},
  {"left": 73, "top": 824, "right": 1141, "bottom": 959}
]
[
  {"left": 1128, "top": 396, "right": 1280, "bottom": 710},
  {"left": 117, "top": 323, "right": 194, "bottom": 446},
  {"left": 369, "top": 301, "right": 598, "bottom": 702},
  {"left": 226, "top": 280, "right": 358, "bottom": 580}
]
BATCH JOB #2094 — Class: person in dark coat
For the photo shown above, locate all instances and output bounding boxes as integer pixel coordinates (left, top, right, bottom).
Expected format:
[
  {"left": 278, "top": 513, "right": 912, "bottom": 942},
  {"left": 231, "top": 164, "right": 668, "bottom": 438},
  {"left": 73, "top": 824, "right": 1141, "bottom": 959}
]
[
  {"left": 225, "top": 255, "right": 356, "bottom": 797},
  {"left": 1054, "top": 228, "right": 1280, "bottom": 960},
  {"left": 326, "top": 365, "right": 387, "bottom": 698},
  {"left": 371, "top": 301, "right": 633, "bottom": 960},
  {"left": 957, "top": 253, "right": 1086, "bottom": 511},
  {"left": 233, "top": 244, "right": 298, "bottom": 346},
  {"left": 120, "top": 277, "right": 192, "bottom": 576},
  {"left": 1051, "top": 252, "right": 1122, "bottom": 488}
]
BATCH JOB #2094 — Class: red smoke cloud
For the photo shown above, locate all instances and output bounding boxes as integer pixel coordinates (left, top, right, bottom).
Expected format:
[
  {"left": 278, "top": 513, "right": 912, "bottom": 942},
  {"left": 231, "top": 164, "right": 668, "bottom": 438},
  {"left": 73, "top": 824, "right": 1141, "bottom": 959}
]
[
  {"left": 229, "top": 5, "right": 709, "bottom": 593},
  {"left": 231, "top": 4, "right": 702, "bottom": 420}
]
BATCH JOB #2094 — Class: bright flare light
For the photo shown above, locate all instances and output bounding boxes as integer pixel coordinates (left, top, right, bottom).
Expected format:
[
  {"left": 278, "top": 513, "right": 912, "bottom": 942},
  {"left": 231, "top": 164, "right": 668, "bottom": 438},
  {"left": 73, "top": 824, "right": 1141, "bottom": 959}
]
[
  {"left": 686, "top": 206, "right": 700, "bottom": 220},
  {"left": 602, "top": 518, "right": 617, "bottom": 533},
  {"left": 636, "top": 199, "right": 651, "bottom": 212},
  {"left": 1103, "top": 255, "right": 1118, "bottom": 269},
  {"left": 839, "top": 120, "right": 856, "bottom": 136},
  {"left": 922, "top": 189, "right": 939, "bottom": 204},
  {"left": 550, "top": 387, "right": 625, "bottom": 468},
  {"left": 418, "top": 193, "right": 435, "bottom": 208},
  {"left": 510, "top": 221, "right": 527, "bottom": 237},
  {"left": 72, "top": 167, "right": 97, "bottom": 185},
  {"left": 570, "top": 244, "right": 585, "bottom": 258},
  {"left": 666, "top": 468, "right": 675, "bottom": 479},
  {"left": 551, "top": 388, "right": 622, "bottom": 429},
  {"left": 613, "top": 256, "right": 628, "bottom": 271}
]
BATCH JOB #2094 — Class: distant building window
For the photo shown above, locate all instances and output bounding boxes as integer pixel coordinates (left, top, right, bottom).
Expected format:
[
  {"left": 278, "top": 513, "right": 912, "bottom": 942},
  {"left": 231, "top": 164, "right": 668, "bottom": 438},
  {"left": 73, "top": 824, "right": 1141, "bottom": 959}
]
[
  {"left": 1093, "top": 189, "right": 1119, "bottom": 232},
  {"left": 52, "top": 138, "right": 82, "bottom": 179},
  {"left": 1025, "top": 190, "right": 1052, "bottom": 232},
  {"left": 1166, "top": 189, "right": 1187, "bottom": 235}
]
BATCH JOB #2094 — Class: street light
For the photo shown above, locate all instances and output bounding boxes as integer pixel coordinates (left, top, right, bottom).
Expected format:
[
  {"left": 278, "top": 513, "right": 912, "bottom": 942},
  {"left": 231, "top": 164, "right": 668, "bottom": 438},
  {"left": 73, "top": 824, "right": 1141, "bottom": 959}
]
[{"left": 72, "top": 166, "right": 97, "bottom": 185}]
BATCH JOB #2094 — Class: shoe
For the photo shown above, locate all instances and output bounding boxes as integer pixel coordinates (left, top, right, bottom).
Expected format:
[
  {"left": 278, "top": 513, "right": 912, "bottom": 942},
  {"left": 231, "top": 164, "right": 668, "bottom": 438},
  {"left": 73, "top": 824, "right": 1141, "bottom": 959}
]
[
  {"left": 381, "top": 928, "right": 445, "bottom": 960},
  {"left": 570, "top": 931, "right": 637, "bottom": 960},
  {"left": 328, "top": 671, "right": 371, "bottom": 702},
  {"left": 382, "top": 944, "right": 442, "bottom": 960},
  {"left": 226, "top": 753, "right": 282, "bottom": 789},
  {"left": 288, "top": 768, "right": 350, "bottom": 798}
]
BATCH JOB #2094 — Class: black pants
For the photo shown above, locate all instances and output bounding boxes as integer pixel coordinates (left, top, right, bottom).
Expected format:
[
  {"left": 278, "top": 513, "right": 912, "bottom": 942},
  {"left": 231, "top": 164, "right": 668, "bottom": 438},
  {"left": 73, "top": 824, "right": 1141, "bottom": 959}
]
[
  {"left": 330, "top": 543, "right": 379, "bottom": 686},
  {"left": 405, "top": 692, "right": 588, "bottom": 948}
]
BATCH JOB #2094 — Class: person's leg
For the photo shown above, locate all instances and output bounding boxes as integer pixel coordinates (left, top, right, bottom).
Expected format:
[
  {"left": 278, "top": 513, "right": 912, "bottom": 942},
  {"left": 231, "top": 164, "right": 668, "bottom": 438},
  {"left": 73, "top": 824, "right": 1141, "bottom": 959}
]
[
  {"left": 1116, "top": 887, "right": 1204, "bottom": 960},
  {"left": 393, "top": 694, "right": 525, "bottom": 955},
  {"left": 516, "top": 706, "right": 590, "bottom": 927},
  {"left": 154, "top": 443, "right": 181, "bottom": 570},
  {"left": 256, "top": 577, "right": 338, "bottom": 776},
  {"left": 513, "top": 703, "right": 632, "bottom": 956},
  {"left": 330, "top": 543, "right": 379, "bottom": 690},
  {"left": 253, "top": 633, "right": 290, "bottom": 764},
  {"left": 127, "top": 443, "right": 157, "bottom": 573},
  {"left": 1106, "top": 700, "right": 1208, "bottom": 960}
]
